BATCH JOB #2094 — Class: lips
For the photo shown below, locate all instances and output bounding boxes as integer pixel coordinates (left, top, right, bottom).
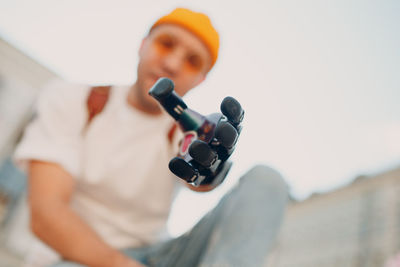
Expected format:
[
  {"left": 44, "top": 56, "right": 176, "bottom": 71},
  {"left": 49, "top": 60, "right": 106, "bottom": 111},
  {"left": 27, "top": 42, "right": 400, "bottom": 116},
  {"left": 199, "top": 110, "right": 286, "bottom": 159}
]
[
  {"left": 151, "top": 72, "right": 174, "bottom": 83},
  {"left": 147, "top": 73, "right": 175, "bottom": 91},
  {"left": 144, "top": 74, "right": 160, "bottom": 89}
]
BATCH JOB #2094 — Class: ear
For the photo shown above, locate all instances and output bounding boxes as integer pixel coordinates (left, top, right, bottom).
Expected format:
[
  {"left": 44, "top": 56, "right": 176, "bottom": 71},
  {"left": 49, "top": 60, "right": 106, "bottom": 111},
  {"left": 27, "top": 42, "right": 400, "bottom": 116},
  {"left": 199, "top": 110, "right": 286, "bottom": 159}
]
[{"left": 138, "top": 37, "right": 148, "bottom": 57}]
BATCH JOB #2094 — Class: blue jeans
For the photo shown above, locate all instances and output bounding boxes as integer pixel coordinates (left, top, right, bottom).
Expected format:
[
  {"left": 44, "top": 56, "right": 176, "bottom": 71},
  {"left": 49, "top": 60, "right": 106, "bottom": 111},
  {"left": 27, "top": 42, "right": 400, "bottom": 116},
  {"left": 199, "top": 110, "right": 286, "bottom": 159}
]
[{"left": 51, "top": 165, "right": 288, "bottom": 267}]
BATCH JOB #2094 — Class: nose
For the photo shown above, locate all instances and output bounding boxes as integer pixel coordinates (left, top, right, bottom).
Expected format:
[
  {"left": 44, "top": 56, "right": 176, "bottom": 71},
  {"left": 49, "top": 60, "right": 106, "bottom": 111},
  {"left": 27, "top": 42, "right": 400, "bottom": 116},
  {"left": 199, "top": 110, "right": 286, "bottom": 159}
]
[{"left": 162, "top": 48, "right": 185, "bottom": 77}]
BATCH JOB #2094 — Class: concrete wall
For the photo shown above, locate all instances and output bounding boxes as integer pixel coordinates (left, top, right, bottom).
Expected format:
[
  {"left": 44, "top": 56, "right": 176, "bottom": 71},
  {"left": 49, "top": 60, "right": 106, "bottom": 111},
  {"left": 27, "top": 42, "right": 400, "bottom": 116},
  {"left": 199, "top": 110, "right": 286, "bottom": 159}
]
[
  {"left": 0, "top": 37, "right": 57, "bottom": 162},
  {"left": 266, "top": 167, "right": 400, "bottom": 267}
]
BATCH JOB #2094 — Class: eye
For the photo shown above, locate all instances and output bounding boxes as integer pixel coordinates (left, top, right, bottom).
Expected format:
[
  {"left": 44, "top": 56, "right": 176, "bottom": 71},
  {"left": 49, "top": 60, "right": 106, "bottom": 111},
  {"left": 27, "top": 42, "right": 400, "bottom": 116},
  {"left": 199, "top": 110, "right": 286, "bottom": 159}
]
[
  {"left": 155, "top": 35, "right": 175, "bottom": 51},
  {"left": 186, "top": 54, "right": 203, "bottom": 71}
]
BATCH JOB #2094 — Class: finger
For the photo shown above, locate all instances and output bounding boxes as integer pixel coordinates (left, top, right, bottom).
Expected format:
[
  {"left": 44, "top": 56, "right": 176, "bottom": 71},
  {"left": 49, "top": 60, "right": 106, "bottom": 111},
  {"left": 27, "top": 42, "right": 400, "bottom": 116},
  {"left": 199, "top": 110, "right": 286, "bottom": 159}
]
[
  {"left": 189, "top": 140, "right": 217, "bottom": 168},
  {"left": 215, "top": 121, "right": 238, "bottom": 149},
  {"left": 220, "top": 96, "right": 244, "bottom": 125},
  {"left": 169, "top": 157, "right": 198, "bottom": 182}
]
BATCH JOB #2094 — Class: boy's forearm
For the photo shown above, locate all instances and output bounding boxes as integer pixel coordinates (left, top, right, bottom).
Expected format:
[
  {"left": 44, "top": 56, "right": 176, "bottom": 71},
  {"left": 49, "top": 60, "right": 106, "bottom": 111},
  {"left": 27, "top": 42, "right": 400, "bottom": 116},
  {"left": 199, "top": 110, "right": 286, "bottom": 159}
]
[{"left": 31, "top": 204, "right": 140, "bottom": 267}]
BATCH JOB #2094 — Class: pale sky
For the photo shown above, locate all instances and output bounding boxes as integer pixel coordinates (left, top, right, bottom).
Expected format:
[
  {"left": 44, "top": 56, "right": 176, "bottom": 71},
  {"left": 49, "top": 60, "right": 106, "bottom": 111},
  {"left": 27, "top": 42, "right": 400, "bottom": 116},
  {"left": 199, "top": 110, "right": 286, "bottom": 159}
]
[{"left": 1, "top": 0, "right": 399, "bottom": 235}]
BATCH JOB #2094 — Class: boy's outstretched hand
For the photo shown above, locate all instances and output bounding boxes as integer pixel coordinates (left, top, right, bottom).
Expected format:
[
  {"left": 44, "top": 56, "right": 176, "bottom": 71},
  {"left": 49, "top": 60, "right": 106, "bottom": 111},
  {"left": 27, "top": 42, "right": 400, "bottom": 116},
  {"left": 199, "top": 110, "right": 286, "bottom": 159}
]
[{"left": 169, "top": 96, "right": 244, "bottom": 188}]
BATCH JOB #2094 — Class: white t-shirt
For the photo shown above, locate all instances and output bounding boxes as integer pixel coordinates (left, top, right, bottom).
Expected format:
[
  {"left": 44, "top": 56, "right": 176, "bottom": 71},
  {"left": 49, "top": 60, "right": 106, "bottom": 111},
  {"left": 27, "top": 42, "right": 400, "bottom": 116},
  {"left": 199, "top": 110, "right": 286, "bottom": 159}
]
[{"left": 14, "top": 80, "right": 182, "bottom": 266}]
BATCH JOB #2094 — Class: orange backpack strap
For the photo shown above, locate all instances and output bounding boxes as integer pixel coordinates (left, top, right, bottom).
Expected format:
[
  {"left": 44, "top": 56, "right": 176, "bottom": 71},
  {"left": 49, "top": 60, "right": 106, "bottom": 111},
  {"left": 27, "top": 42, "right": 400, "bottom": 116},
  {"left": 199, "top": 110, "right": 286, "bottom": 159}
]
[
  {"left": 86, "top": 86, "right": 177, "bottom": 145},
  {"left": 86, "top": 85, "right": 111, "bottom": 125},
  {"left": 167, "top": 123, "right": 178, "bottom": 144}
]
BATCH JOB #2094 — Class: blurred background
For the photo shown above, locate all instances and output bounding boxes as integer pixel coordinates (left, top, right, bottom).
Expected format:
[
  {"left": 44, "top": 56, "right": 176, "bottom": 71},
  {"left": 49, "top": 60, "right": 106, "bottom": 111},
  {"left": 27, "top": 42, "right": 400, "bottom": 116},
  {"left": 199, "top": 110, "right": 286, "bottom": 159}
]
[{"left": 0, "top": 0, "right": 399, "bottom": 266}]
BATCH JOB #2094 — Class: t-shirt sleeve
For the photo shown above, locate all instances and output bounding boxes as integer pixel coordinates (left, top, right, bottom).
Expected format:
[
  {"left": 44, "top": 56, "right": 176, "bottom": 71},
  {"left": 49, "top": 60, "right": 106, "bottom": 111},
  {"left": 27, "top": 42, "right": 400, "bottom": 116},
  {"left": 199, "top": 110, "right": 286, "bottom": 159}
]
[{"left": 13, "top": 79, "right": 89, "bottom": 178}]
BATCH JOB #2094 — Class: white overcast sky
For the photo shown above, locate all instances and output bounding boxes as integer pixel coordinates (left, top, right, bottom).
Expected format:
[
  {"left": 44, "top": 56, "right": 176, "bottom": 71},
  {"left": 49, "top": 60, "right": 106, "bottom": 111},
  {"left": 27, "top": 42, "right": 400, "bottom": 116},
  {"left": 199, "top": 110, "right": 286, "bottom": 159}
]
[{"left": 1, "top": 0, "right": 399, "bottom": 235}]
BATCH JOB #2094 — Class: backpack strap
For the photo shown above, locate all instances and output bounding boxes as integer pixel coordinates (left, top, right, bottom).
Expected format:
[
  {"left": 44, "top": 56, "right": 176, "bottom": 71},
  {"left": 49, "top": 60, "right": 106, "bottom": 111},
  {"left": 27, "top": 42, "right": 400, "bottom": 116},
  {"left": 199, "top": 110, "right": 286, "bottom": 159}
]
[
  {"left": 85, "top": 85, "right": 178, "bottom": 145},
  {"left": 86, "top": 85, "right": 111, "bottom": 125},
  {"left": 167, "top": 123, "right": 178, "bottom": 144}
]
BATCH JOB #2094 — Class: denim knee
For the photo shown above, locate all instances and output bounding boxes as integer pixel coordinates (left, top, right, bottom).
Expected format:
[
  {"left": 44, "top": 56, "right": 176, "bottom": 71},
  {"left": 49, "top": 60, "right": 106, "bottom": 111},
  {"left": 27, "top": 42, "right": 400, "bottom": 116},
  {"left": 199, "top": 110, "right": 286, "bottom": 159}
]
[{"left": 239, "top": 164, "right": 288, "bottom": 198}]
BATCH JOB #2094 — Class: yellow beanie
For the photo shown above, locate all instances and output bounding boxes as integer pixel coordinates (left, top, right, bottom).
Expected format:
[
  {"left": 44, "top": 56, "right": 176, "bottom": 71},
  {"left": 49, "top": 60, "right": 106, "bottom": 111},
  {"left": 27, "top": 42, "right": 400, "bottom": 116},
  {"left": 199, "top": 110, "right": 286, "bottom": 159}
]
[{"left": 150, "top": 8, "right": 220, "bottom": 68}]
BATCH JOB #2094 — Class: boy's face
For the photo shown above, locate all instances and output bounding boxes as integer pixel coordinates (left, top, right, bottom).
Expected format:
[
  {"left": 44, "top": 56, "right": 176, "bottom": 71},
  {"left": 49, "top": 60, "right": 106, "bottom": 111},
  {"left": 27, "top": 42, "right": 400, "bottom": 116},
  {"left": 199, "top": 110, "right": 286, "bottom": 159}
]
[{"left": 135, "top": 24, "right": 212, "bottom": 111}]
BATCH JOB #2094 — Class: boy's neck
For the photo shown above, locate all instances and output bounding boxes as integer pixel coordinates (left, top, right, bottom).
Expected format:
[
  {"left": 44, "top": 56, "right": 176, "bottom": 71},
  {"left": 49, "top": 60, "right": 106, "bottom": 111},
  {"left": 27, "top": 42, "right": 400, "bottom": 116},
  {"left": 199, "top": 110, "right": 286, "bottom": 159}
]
[{"left": 126, "top": 83, "right": 163, "bottom": 116}]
